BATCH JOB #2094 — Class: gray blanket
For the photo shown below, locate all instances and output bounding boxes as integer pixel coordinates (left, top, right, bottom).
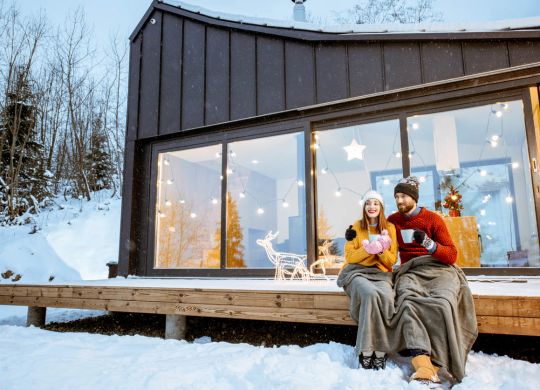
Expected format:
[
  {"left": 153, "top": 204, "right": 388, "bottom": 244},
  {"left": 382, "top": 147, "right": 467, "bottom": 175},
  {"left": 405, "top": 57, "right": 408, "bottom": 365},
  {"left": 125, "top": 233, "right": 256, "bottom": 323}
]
[
  {"left": 338, "top": 256, "right": 478, "bottom": 382},
  {"left": 392, "top": 255, "right": 478, "bottom": 382},
  {"left": 337, "top": 264, "right": 395, "bottom": 355}
]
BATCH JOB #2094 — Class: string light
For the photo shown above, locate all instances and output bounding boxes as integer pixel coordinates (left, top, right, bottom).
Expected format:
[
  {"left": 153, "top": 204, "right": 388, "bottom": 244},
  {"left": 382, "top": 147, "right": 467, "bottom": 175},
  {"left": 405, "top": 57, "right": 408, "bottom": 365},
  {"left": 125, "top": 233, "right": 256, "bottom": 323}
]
[
  {"left": 166, "top": 179, "right": 173, "bottom": 185},
  {"left": 256, "top": 207, "right": 265, "bottom": 215},
  {"left": 505, "top": 195, "right": 513, "bottom": 203},
  {"left": 239, "top": 191, "right": 246, "bottom": 199},
  {"left": 395, "top": 152, "right": 401, "bottom": 158},
  {"left": 215, "top": 152, "right": 222, "bottom": 158},
  {"left": 383, "top": 178, "right": 390, "bottom": 185},
  {"left": 512, "top": 162, "right": 519, "bottom": 169},
  {"left": 282, "top": 200, "right": 289, "bottom": 208},
  {"left": 495, "top": 111, "right": 503, "bottom": 118},
  {"left": 480, "top": 169, "right": 487, "bottom": 176},
  {"left": 229, "top": 151, "right": 236, "bottom": 157},
  {"left": 334, "top": 188, "right": 342, "bottom": 197},
  {"left": 321, "top": 167, "right": 328, "bottom": 174},
  {"left": 491, "top": 135, "right": 500, "bottom": 141},
  {"left": 211, "top": 198, "right": 218, "bottom": 205},
  {"left": 179, "top": 199, "right": 185, "bottom": 204},
  {"left": 159, "top": 211, "right": 166, "bottom": 218},
  {"left": 489, "top": 140, "right": 498, "bottom": 148},
  {"left": 480, "top": 209, "right": 486, "bottom": 216},
  {"left": 190, "top": 212, "right": 197, "bottom": 219},
  {"left": 412, "top": 122, "right": 419, "bottom": 130},
  {"left": 251, "top": 160, "right": 259, "bottom": 164},
  {"left": 226, "top": 168, "right": 233, "bottom": 175},
  {"left": 165, "top": 200, "right": 172, "bottom": 207},
  {"left": 419, "top": 176, "right": 426, "bottom": 183},
  {"left": 297, "top": 180, "right": 304, "bottom": 187},
  {"left": 164, "top": 159, "right": 170, "bottom": 166},
  {"left": 168, "top": 226, "right": 176, "bottom": 232}
]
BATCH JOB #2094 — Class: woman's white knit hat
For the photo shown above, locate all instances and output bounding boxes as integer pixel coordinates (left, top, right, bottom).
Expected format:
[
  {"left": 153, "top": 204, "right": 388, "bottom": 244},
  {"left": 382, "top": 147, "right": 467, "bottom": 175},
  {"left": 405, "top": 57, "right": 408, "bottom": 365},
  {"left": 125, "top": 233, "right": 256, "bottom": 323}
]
[{"left": 361, "top": 190, "right": 384, "bottom": 207}]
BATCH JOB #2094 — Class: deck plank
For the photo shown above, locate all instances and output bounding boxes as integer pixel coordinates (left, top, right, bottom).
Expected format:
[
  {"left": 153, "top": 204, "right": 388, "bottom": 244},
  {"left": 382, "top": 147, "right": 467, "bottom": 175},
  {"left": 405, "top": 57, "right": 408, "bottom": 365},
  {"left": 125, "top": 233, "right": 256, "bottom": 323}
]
[{"left": 1, "top": 283, "right": 539, "bottom": 335}]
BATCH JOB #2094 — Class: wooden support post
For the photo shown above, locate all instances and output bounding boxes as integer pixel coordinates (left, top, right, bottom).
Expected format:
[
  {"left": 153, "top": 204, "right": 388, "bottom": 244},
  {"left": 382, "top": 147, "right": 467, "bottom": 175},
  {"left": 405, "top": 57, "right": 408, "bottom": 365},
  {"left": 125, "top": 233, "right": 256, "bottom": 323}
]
[
  {"left": 26, "top": 306, "right": 46, "bottom": 327},
  {"left": 165, "top": 314, "right": 187, "bottom": 340}
]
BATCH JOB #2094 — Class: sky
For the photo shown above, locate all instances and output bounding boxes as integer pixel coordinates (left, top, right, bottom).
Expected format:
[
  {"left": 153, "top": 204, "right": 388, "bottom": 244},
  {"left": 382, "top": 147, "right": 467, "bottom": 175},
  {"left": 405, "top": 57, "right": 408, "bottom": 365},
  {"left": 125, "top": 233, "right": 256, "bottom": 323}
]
[{"left": 14, "top": 0, "right": 540, "bottom": 53}]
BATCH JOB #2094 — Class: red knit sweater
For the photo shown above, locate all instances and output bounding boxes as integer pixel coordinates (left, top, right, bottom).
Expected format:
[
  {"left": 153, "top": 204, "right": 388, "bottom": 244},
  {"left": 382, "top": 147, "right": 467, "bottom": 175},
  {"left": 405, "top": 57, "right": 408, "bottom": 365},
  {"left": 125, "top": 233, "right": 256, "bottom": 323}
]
[{"left": 387, "top": 208, "right": 457, "bottom": 265}]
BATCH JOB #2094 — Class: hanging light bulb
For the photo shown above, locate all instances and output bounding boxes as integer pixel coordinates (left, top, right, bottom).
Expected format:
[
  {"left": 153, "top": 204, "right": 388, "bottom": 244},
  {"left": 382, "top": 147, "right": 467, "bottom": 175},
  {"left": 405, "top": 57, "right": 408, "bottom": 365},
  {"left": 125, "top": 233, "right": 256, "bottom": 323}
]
[
  {"left": 512, "top": 162, "right": 519, "bottom": 169},
  {"left": 282, "top": 200, "right": 289, "bottom": 208},
  {"left": 166, "top": 179, "right": 173, "bottom": 185},
  {"left": 495, "top": 111, "right": 503, "bottom": 118},
  {"left": 313, "top": 143, "right": 320, "bottom": 149},
  {"left": 256, "top": 207, "right": 265, "bottom": 215},
  {"left": 383, "top": 178, "right": 390, "bottom": 185},
  {"left": 321, "top": 167, "right": 328, "bottom": 174},
  {"left": 239, "top": 191, "right": 246, "bottom": 199},
  {"left": 412, "top": 122, "right": 419, "bottom": 130},
  {"left": 490, "top": 140, "right": 498, "bottom": 148},
  {"left": 491, "top": 135, "right": 500, "bottom": 141},
  {"left": 164, "top": 159, "right": 170, "bottom": 166},
  {"left": 297, "top": 180, "right": 304, "bottom": 187},
  {"left": 395, "top": 152, "right": 401, "bottom": 158},
  {"left": 179, "top": 199, "right": 185, "bottom": 204},
  {"left": 211, "top": 198, "right": 218, "bottom": 205},
  {"left": 251, "top": 160, "right": 259, "bottom": 164},
  {"left": 480, "top": 209, "right": 486, "bottom": 216},
  {"left": 419, "top": 176, "right": 426, "bottom": 183},
  {"left": 158, "top": 211, "right": 166, "bottom": 218},
  {"left": 215, "top": 152, "right": 222, "bottom": 158},
  {"left": 226, "top": 168, "right": 233, "bottom": 175},
  {"left": 502, "top": 103, "right": 509, "bottom": 110},
  {"left": 314, "top": 134, "right": 319, "bottom": 140},
  {"left": 482, "top": 195, "right": 491, "bottom": 204},
  {"left": 505, "top": 195, "right": 513, "bottom": 203},
  {"left": 229, "top": 151, "right": 236, "bottom": 157},
  {"left": 190, "top": 212, "right": 197, "bottom": 218},
  {"left": 334, "top": 188, "right": 342, "bottom": 197},
  {"left": 480, "top": 169, "right": 487, "bottom": 177},
  {"left": 168, "top": 226, "right": 176, "bottom": 232},
  {"left": 165, "top": 200, "right": 172, "bottom": 207}
]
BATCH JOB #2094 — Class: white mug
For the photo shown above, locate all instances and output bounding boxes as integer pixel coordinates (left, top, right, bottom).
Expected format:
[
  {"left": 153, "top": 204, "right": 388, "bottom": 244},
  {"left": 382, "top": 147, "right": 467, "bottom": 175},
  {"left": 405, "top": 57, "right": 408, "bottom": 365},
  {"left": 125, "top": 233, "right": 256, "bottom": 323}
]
[{"left": 401, "top": 229, "right": 415, "bottom": 243}]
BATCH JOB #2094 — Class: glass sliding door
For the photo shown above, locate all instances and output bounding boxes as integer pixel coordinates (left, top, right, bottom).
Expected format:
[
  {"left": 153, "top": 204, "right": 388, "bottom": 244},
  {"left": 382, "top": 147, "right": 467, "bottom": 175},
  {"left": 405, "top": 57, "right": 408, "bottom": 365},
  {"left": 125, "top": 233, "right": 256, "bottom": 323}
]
[
  {"left": 154, "top": 144, "right": 222, "bottom": 269},
  {"left": 226, "top": 132, "right": 307, "bottom": 268},
  {"left": 407, "top": 100, "right": 539, "bottom": 267},
  {"left": 314, "top": 119, "right": 403, "bottom": 268}
]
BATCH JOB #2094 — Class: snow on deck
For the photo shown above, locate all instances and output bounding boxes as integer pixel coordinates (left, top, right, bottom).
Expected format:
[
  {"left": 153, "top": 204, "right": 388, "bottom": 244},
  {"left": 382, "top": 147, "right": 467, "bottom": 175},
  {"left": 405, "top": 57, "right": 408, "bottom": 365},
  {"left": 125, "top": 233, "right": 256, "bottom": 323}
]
[{"left": 7, "top": 275, "right": 540, "bottom": 297}]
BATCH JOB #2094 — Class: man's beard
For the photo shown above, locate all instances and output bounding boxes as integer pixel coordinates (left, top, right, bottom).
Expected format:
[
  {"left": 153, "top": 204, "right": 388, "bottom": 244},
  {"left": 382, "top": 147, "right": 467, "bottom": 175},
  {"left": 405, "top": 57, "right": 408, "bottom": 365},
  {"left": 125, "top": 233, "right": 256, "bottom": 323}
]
[{"left": 398, "top": 203, "right": 415, "bottom": 214}]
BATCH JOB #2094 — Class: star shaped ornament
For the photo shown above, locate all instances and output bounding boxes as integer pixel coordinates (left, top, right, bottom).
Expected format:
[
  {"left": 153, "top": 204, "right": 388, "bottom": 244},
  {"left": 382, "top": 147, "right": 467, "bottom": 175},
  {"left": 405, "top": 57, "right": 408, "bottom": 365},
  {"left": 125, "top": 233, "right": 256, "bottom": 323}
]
[{"left": 343, "top": 139, "right": 366, "bottom": 161}]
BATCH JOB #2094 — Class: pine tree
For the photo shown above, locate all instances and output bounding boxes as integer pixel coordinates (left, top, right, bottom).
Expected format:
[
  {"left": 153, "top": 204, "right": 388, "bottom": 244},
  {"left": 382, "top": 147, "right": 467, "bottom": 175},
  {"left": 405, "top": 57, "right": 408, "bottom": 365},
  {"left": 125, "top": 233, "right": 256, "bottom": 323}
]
[
  {"left": 317, "top": 206, "right": 341, "bottom": 256},
  {"left": 0, "top": 68, "right": 51, "bottom": 220},
  {"left": 207, "top": 193, "right": 246, "bottom": 268},
  {"left": 85, "top": 116, "right": 114, "bottom": 192}
]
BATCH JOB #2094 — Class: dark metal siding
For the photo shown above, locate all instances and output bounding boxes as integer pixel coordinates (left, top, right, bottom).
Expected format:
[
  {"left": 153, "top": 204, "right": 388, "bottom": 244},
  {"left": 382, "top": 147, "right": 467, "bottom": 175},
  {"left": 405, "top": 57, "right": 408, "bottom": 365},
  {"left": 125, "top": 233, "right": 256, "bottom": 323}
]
[
  {"left": 348, "top": 43, "right": 384, "bottom": 96},
  {"left": 206, "top": 27, "right": 230, "bottom": 125},
  {"left": 130, "top": 10, "right": 540, "bottom": 139},
  {"left": 315, "top": 43, "right": 349, "bottom": 103},
  {"left": 462, "top": 41, "right": 510, "bottom": 74},
  {"left": 159, "top": 13, "right": 183, "bottom": 136},
  {"left": 230, "top": 31, "right": 256, "bottom": 120},
  {"left": 257, "top": 36, "right": 285, "bottom": 115},
  {"left": 138, "top": 11, "right": 161, "bottom": 139},
  {"left": 384, "top": 42, "right": 422, "bottom": 90}
]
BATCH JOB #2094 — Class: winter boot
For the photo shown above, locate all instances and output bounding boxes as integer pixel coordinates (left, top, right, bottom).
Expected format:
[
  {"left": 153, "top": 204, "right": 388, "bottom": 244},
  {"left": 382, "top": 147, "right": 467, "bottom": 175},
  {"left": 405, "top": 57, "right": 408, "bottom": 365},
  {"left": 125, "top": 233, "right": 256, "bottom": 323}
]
[
  {"left": 410, "top": 355, "right": 441, "bottom": 384},
  {"left": 359, "top": 352, "right": 373, "bottom": 369},
  {"left": 372, "top": 351, "right": 387, "bottom": 370}
]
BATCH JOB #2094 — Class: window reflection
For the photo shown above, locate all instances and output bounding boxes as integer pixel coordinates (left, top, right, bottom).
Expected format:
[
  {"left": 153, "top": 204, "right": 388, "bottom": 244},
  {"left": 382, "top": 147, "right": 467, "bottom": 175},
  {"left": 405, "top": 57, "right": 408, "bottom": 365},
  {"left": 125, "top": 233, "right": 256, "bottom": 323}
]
[
  {"left": 407, "top": 101, "right": 539, "bottom": 267},
  {"left": 315, "top": 120, "right": 403, "bottom": 268},
  {"left": 226, "top": 132, "right": 307, "bottom": 268},
  {"left": 154, "top": 145, "right": 222, "bottom": 268}
]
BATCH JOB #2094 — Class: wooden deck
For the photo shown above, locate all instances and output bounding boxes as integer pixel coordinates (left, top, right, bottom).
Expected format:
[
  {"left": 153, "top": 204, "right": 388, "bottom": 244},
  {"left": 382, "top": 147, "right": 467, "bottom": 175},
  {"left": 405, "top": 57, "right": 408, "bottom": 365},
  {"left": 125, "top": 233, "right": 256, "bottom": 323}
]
[{"left": 0, "top": 279, "right": 539, "bottom": 336}]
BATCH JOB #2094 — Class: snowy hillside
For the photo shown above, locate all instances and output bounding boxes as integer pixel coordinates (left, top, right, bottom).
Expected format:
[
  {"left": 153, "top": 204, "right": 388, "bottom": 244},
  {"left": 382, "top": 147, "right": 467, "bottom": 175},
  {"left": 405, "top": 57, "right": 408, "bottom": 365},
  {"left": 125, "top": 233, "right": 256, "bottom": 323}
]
[{"left": 0, "top": 190, "right": 121, "bottom": 284}]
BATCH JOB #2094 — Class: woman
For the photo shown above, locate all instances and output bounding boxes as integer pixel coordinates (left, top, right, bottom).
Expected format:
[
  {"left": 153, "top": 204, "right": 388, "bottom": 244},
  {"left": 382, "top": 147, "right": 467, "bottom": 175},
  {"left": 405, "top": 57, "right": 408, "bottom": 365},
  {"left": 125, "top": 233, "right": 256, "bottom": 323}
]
[{"left": 336, "top": 190, "right": 398, "bottom": 370}]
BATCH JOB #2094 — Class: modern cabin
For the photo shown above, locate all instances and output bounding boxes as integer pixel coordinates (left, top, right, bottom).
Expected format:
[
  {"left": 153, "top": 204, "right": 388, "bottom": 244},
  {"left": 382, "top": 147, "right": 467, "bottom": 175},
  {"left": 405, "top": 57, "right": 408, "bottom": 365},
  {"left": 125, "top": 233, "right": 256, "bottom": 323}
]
[{"left": 119, "top": 0, "right": 540, "bottom": 278}]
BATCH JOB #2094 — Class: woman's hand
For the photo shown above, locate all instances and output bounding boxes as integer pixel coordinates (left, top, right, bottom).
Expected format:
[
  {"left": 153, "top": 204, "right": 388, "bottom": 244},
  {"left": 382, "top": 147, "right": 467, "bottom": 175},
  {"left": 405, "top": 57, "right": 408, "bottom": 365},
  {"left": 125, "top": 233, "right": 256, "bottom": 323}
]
[
  {"left": 377, "top": 229, "right": 392, "bottom": 251},
  {"left": 362, "top": 239, "right": 384, "bottom": 254}
]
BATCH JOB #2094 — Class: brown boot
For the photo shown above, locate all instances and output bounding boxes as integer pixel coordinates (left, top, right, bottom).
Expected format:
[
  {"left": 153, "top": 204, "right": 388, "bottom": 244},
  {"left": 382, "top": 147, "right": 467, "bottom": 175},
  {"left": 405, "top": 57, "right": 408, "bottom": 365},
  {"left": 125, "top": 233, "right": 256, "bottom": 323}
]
[{"left": 410, "top": 355, "right": 441, "bottom": 384}]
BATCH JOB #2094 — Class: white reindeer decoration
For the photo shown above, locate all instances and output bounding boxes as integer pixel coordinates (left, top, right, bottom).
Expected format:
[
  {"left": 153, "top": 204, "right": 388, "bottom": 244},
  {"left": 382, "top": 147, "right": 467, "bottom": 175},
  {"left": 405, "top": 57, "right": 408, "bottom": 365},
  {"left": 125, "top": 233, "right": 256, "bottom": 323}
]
[{"left": 256, "top": 231, "right": 310, "bottom": 281}]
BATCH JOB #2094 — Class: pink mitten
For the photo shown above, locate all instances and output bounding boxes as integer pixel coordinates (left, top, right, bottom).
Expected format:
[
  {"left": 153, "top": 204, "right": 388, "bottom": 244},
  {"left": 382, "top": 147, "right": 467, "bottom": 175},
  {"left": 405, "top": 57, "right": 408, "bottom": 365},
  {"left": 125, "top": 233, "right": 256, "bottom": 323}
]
[
  {"left": 377, "top": 229, "right": 392, "bottom": 251},
  {"left": 362, "top": 239, "right": 384, "bottom": 254}
]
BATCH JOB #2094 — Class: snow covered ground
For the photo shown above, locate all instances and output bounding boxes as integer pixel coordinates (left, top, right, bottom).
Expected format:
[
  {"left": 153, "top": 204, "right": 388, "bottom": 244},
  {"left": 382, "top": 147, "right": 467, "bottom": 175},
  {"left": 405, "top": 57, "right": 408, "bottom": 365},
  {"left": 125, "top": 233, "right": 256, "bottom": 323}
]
[{"left": 1, "top": 191, "right": 539, "bottom": 389}]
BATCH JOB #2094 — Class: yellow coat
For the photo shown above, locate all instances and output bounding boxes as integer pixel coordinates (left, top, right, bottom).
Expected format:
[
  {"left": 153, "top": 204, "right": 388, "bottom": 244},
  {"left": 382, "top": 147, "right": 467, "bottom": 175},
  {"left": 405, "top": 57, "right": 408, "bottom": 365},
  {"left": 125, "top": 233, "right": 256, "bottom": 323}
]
[{"left": 343, "top": 221, "right": 398, "bottom": 272}]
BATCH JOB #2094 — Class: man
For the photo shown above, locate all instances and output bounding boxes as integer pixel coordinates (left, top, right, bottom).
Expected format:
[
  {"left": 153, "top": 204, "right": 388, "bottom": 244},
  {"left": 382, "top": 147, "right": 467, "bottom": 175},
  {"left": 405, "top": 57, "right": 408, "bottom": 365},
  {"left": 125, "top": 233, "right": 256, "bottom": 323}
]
[{"left": 387, "top": 176, "right": 478, "bottom": 385}]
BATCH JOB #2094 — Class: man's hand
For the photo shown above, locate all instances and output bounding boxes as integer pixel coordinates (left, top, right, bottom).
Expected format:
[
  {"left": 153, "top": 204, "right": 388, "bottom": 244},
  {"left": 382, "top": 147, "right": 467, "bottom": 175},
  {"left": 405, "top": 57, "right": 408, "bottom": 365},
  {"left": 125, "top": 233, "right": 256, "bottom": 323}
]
[
  {"left": 345, "top": 225, "right": 357, "bottom": 241},
  {"left": 413, "top": 229, "right": 436, "bottom": 252}
]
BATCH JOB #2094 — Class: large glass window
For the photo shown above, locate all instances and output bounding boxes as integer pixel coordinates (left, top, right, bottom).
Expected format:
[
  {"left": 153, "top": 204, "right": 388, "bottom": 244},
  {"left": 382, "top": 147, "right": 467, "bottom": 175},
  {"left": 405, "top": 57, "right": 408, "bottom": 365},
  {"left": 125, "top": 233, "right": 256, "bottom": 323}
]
[
  {"left": 407, "top": 100, "right": 539, "bottom": 267},
  {"left": 154, "top": 144, "right": 222, "bottom": 268},
  {"left": 314, "top": 120, "right": 403, "bottom": 268},
  {"left": 226, "top": 132, "right": 307, "bottom": 268}
]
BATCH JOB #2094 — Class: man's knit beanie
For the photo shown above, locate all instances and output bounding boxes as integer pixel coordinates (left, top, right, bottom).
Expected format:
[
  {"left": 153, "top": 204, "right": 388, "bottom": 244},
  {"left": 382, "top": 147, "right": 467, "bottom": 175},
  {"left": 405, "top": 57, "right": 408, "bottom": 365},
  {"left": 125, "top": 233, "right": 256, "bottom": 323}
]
[{"left": 394, "top": 176, "right": 420, "bottom": 203}]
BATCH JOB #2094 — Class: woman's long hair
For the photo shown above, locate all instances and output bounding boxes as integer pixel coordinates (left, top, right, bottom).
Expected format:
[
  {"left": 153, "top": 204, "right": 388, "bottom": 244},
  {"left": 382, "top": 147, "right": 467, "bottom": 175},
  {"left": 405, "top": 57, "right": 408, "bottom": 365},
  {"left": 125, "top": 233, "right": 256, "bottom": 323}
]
[{"left": 360, "top": 201, "right": 388, "bottom": 232}]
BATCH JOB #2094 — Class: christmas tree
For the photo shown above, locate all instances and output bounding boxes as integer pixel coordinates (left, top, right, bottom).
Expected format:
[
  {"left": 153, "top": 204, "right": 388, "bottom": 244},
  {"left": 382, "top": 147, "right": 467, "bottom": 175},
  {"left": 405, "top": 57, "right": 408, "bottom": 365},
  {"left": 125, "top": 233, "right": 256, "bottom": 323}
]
[{"left": 443, "top": 185, "right": 464, "bottom": 216}]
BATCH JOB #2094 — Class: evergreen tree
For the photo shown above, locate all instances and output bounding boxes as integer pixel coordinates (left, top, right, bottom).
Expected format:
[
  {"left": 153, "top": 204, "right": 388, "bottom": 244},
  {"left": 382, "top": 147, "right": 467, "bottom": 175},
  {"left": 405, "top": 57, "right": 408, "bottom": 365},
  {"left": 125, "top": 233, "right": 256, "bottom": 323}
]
[
  {"left": 317, "top": 207, "right": 341, "bottom": 256},
  {"left": 0, "top": 68, "right": 51, "bottom": 220},
  {"left": 207, "top": 193, "right": 246, "bottom": 268},
  {"left": 85, "top": 116, "right": 114, "bottom": 192}
]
